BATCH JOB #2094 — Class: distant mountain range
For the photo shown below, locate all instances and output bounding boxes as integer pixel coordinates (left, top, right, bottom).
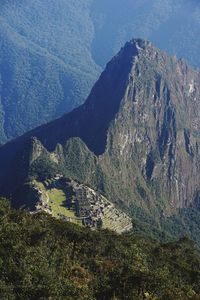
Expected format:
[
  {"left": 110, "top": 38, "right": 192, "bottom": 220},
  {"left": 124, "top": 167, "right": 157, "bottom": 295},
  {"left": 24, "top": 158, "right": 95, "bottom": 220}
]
[
  {"left": 1, "top": 0, "right": 200, "bottom": 143},
  {"left": 1, "top": 39, "right": 200, "bottom": 243}
]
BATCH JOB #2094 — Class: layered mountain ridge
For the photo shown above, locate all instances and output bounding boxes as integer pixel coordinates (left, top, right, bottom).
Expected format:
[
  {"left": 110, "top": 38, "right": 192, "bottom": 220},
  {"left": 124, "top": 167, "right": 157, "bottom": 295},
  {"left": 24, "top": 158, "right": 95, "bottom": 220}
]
[{"left": 1, "top": 39, "right": 200, "bottom": 236}]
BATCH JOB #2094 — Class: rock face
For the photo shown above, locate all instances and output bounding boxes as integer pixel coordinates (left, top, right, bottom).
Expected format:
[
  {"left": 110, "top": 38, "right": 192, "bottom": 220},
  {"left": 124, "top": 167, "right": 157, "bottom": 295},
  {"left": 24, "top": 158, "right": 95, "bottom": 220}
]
[{"left": 0, "top": 39, "right": 200, "bottom": 222}]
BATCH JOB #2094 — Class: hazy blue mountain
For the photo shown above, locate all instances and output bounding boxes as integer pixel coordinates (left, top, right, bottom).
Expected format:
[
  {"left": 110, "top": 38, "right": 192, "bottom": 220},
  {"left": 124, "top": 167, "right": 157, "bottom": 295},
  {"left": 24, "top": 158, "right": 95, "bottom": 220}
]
[
  {"left": 1, "top": 0, "right": 200, "bottom": 143},
  {"left": 0, "top": 0, "right": 100, "bottom": 143},
  {"left": 91, "top": 0, "right": 200, "bottom": 68}
]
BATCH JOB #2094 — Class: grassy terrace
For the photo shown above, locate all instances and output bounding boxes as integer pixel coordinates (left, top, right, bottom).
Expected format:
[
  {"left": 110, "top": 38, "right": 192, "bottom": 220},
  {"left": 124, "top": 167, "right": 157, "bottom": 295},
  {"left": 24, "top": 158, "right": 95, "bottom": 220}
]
[
  {"left": 33, "top": 181, "right": 82, "bottom": 225},
  {"left": 33, "top": 179, "right": 132, "bottom": 232},
  {"left": 48, "top": 188, "right": 82, "bottom": 225}
]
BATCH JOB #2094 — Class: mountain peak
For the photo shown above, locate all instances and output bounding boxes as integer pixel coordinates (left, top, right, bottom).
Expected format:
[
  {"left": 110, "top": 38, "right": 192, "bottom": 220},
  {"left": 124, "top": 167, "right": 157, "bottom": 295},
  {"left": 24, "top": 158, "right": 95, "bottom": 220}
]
[
  {"left": 1, "top": 39, "right": 200, "bottom": 221},
  {"left": 116, "top": 38, "right": 154, "bottom": 63},
  {"left": 127, "top": 38, "right": 151, "bottom": 50},
  {"left": 112, "top": 38, "right": 151, "bottom": 67}
]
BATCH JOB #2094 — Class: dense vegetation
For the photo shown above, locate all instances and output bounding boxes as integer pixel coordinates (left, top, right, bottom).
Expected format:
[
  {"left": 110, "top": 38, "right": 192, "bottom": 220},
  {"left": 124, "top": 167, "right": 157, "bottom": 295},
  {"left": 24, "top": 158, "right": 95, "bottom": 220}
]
[
  {"left": 1, "top": 197, "right": 200, "bottom": 300},
  {"left": 1, "top": 0, "right": 200, "bottom": 143},
  {"left": 0, "top": 0, "right": 100, "bottom": 143}
]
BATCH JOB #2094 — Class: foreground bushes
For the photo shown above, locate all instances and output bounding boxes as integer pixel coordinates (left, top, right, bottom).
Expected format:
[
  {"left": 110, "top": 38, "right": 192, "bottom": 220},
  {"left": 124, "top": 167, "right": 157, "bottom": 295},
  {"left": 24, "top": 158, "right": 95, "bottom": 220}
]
[{"left": 0, "top": 198, "right": 200, "bottom": 300}]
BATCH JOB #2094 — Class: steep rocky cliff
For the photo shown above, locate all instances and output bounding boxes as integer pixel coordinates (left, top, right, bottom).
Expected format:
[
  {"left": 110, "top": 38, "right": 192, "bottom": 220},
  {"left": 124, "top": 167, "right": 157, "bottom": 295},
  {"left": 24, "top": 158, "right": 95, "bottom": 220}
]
[{"left": 0, "top": 39, "right": 200, "bottom": 228}]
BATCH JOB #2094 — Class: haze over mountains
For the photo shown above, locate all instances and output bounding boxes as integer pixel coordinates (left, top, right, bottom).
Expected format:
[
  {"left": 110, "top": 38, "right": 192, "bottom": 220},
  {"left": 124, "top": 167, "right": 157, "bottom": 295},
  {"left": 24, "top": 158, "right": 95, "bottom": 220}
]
[
  {"left": 1, "top": 0, "right": 200, "bottom": 143},
  {"left": 1, "top": 39, "right": 200, "bottom": 243}
]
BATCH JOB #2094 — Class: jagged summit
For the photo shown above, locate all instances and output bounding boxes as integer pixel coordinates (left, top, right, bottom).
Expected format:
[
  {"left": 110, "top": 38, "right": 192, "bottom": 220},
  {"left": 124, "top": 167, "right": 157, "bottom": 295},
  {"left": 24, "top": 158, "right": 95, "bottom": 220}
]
[
  {"left": 0, "top": 39, "right": 200, "bottom": 227},
  {"left": 0, "top": 38, "right": 153, "bottom": 158},
  {"left": 124, "top": 38, "right": 151, "bottom": 51}
]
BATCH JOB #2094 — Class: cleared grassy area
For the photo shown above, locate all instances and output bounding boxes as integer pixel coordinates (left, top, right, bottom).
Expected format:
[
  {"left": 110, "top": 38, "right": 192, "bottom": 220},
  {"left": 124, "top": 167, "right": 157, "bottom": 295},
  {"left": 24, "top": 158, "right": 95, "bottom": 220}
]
[
  {"left": 33, "top": 181, "right": 81, "bottom": 225},
  {"left": 34, "top": 180, "right": 45, "bottom": 191},
  {"left": 48, "top": 189, "right": 75, "bottom": 217}
]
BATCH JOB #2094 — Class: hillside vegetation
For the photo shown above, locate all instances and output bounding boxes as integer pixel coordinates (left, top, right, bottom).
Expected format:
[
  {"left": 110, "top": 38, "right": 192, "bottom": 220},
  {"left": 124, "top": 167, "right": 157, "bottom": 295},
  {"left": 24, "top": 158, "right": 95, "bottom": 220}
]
[
  {"left": 1, "top": 197, "right": 200, "bottom": 300},
  {"left": 0, "top": 0, "right": 100, "bottom": 142}
]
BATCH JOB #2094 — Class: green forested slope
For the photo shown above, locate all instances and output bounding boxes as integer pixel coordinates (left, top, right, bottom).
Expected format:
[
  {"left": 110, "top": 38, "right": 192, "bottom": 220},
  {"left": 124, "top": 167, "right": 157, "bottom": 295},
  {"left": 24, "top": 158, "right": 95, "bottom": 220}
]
[
  {"left": 1, "top": 197, "right": 200, "bottom": 300},
  {"left": 0, "top": 0, "right": 100, "bottom": 143}
]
